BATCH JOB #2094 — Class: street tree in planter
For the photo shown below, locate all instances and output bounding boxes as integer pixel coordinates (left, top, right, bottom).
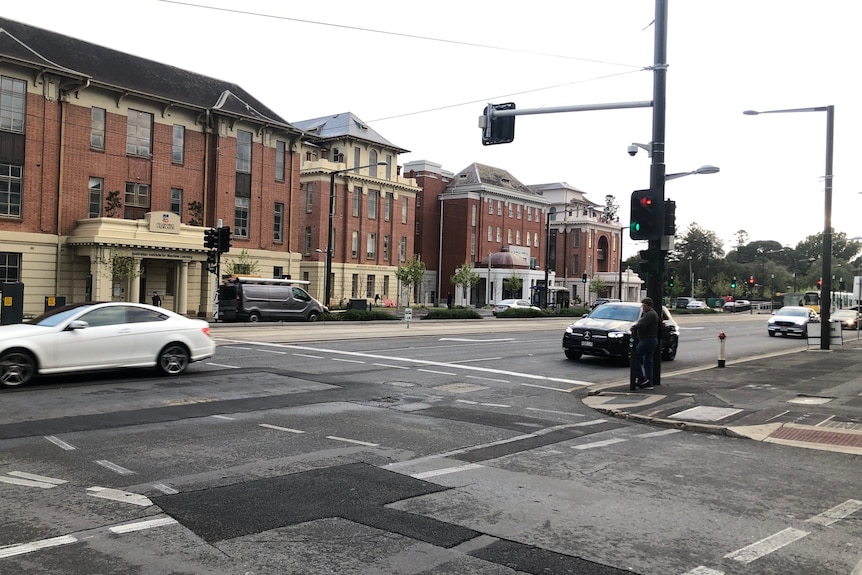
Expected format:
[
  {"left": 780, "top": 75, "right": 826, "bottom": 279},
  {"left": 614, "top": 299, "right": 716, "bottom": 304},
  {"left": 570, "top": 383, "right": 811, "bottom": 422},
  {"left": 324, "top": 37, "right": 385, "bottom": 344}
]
[
  {"left": 451, "top": 262, "right": 480, "bottom": 305},
  {"left": 395, "top": 256, "right": 426, "bottom": 305}
]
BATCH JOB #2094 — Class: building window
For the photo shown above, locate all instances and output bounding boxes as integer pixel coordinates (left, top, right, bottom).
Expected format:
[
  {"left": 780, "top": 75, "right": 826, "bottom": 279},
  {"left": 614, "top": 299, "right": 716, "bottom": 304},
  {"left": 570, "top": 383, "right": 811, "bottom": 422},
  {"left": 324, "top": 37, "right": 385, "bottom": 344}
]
[
  {"left": 528, "top": 207, "right": 532, "bottom": 221},
  {"left": 385, "top": 155, "right": 392, "bottom": 179},
  {"left": 399, "top": 197, "right": 407, "bottom": 224},
  {"left": 573, "top": 232, "right": 580, "bottom": 248},
  {"left": 236, "top": 130, "right": 252, "bottom": 173},
  {"left": 91, "top": 108, "right": 106, "bottom": 150},
  {"left": 273, "top": 266, "right": 283, "bottom": 279},
  {"left": 573, "top": 255, "right": 580, "bottom": 276},
  {"left": 534, "top": 233, "right": 539, "bottom": 248},
  {"left": 400, "top": 236, "right": 407, "bottom": 262},
  {"left": 368, "top": 190, "right": 378, "bottom": 219},
  {"left": 496, "top": 227, "right": 501, "bottom": 242},
  {"left": 516, "top": 230, "right": 521, "bottom": 245},
  {"left": 383, "top": 235, "right": 390, "bottom": 261},
  {"left": 369, "top": 150, "right": 378, "bottom": 177},
  {"left": 352, "top": 187, "right": 361, "bottom": 217},
  {"left": 351, "top": 274, "right": 359, "bottom": 298},
  {"left": 526, "top": 232, "right": 531, "bottom": 246},
  {"left": 470, "top": 232, "right": 475, "bottom": 257},
  {"left": 126, "top": 109, "right": 153, "bottom": 157},
  {"left": 497, "top": 200, "right": 502, "bottom": 216},
  {"left": 234, "top": 196, "right": 249, "bottom": 237},
  {"left": 306, "top": 182, "right": 313, "bottom": 213},
  {"left": 172, "top": 125, "right": 184, "bottom": 164},
  {"left": 304, "top": 226, "right": 312, "bottom": 255},
  {"left": 0, "top": 77, "right": 26, "bottom": 133},
  {"left": 472, "top": 205, "right": 477, "bottom": 226},
  {"left": 517, "top": 205, "right": 522, "bottom": 219},
  {"left": 384, "top": 192, "right": 392, "bottom": 221},
  {"left": 488, "top": 199, "right": 493, "bottom": 215},
  {"left": 508, "top": 203, "right": 513, "bottom": 218},
  {"left": 275, "top": 140, "right": 286, "bottom": 181},
  {"left": 170, "top": 188, "right": 183, "bottom": 217},
  {"left": 353, "top": 147, "right": 361, "bottom": 172},
  {"left": 488, "top": 226, "right": 492, "bottom": 241},
  {"left": 351, "top": 231, "right": 358, "bottom": 258},
  {"left": 383, "top": 276, "right": 390, "bottom": 296},
  {"left": 123, "top": 182, "right": 150, "bottom": 220},
  {"left": 507, "top": 229, "right": 512, "bottom": 244},
  {"left": 88, "top": 177, "right": 103, "bottom": 218},
  {"left": 0, "top": 164, "right": 22, "bottom": 218},
  {"left": 367, "top": 232, "right": 376, "bottom": 259},
  {"left": 274, "top": 202, "right": 284, "bottom": 242},
  {"left": 366, "top": 275, "right": 375, "bottom": 298},
  {"left": 0, "top": 252, "right": 21, "bottom": 281}
]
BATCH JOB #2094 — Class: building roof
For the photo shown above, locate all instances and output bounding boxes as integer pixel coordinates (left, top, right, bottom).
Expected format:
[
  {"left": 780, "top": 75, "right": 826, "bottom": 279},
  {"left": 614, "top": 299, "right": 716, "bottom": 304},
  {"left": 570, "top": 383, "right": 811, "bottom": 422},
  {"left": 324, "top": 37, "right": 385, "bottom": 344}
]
[
  {"left": 446, "top": 163, "right": 544, "bottom": 198},
  {"left": 292, "top": 112, "right": 407, "bottom": 153},
  {"left": 0, "top": 17, "right": 290, "bottom": 127}
]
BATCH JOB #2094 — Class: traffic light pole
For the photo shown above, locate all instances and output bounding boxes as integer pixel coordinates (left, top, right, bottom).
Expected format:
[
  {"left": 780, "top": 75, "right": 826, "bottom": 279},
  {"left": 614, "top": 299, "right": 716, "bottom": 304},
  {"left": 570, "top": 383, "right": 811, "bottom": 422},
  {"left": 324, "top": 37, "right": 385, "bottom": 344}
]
[{"left": 645, "top": 0, "right": 668, "bottom": 387}]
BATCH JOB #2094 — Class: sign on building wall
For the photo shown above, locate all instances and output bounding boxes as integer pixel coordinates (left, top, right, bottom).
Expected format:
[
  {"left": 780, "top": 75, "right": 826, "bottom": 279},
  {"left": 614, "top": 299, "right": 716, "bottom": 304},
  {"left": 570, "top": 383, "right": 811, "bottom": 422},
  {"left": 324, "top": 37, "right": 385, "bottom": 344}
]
[{"left": 147, "top": 212, "right": 181, "bottom": 234}]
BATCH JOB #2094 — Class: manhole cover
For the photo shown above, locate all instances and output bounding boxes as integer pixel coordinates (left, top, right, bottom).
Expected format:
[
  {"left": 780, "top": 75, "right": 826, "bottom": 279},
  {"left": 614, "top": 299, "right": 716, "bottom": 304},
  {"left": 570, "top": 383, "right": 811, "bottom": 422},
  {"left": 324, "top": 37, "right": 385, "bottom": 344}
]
[{"left": 788, "top": 396, "right": 833, "bottom": 405}]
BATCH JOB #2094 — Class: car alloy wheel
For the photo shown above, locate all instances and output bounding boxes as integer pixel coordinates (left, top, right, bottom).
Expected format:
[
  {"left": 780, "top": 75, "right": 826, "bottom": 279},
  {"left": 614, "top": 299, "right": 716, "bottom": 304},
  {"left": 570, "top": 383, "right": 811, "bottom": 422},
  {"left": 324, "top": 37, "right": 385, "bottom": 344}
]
[
  {"left": 0, "top": 350, "right": 36, "bottom": 387},
  {"left": 157, "top": 343, "right": 191, "bottom": 376}
]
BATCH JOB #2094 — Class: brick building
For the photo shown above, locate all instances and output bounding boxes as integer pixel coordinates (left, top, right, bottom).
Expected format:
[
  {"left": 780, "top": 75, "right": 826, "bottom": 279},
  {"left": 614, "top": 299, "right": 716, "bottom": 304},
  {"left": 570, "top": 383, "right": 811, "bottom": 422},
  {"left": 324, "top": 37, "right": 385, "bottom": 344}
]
[{"left": 0, "top": 17, "right": 309, "bottom": 317}]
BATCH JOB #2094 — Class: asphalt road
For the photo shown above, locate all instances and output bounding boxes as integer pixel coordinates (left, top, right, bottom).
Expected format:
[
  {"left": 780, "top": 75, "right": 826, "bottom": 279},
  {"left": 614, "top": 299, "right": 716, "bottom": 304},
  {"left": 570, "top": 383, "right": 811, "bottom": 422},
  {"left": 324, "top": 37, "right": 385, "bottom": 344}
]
[{"left": 1, "top": 314, "right": 858, "bottom": 575}]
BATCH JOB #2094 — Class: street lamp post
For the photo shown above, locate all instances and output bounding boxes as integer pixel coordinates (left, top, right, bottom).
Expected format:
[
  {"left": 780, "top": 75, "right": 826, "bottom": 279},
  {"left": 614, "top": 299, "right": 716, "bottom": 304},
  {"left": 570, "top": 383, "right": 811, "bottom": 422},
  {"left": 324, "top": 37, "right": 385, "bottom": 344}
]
[
  {"left": 745, "top": 106, "right": 834, "bottom": 349},
  {"left": 543, "top": 208, "right": 556, "bottom": 308},
  {"left": 325, "top": 161, "right": 386, "bottom": 307}
]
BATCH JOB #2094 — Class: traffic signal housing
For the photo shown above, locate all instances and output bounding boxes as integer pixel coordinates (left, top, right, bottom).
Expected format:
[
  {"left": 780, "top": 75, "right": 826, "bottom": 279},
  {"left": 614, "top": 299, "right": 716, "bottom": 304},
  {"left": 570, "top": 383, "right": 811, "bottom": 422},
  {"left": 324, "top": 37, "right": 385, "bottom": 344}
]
[
  {"left": 748, "top": 276, "right": 755, "bottom": 286},
  {"left": 204, "top": 228, "right": 218, "bottom": 249},
  {"left": 629, "top": 189, "right": 661, "bottom": 240},
  {"left": 218, "top": 226, "right": 232, "bottom": 253},
  {"left": 730, "top": 277, "right": 737, "bottom": 289},
  {"left": 581, "top": 273, "right": 587, "bottom": 283},
  {"left": 668, "top": 273, "right": 675, "bottom": 288},
  {"left": 480, "top": 102, "right": 516, "bottom": 145}
]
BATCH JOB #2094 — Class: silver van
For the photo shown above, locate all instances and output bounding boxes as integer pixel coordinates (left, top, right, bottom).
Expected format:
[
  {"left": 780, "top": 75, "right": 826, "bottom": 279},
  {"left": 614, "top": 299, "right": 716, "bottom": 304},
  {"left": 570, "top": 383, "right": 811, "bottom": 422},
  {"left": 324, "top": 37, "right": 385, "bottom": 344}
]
[{"left": 216, "top": 278, "right": 327, "bottom": 322}]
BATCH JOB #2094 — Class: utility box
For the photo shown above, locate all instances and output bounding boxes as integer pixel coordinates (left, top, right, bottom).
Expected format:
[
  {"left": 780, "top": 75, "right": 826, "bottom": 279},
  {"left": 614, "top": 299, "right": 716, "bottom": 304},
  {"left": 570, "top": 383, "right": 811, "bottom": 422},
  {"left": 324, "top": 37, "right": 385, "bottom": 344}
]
[
  {"left": 0, "top": 281, "right": 24, "bottom": 325},
  {"left": 45, "top": 296, "right": 66, "bottom": 312},
  {"left": 347, "top": 298, "right": 368, "bottom": 311}
]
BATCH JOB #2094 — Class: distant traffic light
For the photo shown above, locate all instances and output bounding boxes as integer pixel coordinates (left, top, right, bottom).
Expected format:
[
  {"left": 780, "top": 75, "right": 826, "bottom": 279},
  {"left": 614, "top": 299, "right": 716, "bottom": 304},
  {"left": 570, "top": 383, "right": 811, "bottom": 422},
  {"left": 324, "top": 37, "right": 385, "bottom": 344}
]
[
  {"left": 480, "top": 102, "right": 516, "bottom": 145},
  {"left": 748, "top": 276, "right": 755, "bottom": 286},
  {"left": 663, "top": 200, "right": 677, "bottom": 237},
  {"left": 204, "top": 228, "right": 218, "bottom": 249},
  {"left": 629, "top": 189, "right": 661, "bottom": 240},
  {"left": 730, "top": 277, "right": 737, "bottom": 289},
  {"left": 668, "top": 274, "right": 675, "bottom": 288},
  {"left": 581, "top": 272, "right": 588, "bottom": 283},
  {"left": 218, "top": 226, "right": 232, "bottom": 253},
  {"left": 817, "top": 278, "right": 823, "bottom": 288}
]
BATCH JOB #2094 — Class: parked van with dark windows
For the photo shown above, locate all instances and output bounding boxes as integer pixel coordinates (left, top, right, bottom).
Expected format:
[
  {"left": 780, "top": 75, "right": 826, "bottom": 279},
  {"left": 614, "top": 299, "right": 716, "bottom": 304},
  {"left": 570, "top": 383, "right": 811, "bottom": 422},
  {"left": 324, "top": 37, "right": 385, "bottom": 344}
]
[{"left": 215, "top": 277, "right": 327, "bottom": 322}]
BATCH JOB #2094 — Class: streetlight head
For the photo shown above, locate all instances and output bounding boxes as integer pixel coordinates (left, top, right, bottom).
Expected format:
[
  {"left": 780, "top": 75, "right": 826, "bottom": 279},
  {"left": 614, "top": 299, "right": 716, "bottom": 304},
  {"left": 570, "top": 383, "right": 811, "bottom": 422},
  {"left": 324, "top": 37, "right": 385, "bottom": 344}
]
[
  {"left": 695, "top": 165, "right": 720, "bottom": 175},
  {"left": 743, "top": 110, "right": 761, "bottom": 115}
]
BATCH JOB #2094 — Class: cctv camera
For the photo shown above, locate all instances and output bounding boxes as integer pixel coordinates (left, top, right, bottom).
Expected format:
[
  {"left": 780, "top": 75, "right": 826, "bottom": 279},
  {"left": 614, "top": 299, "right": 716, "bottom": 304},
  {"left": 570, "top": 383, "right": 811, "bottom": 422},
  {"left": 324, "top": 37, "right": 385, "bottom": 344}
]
[{"left": 627, "top": 144, "right": 638, "bottom": 157}]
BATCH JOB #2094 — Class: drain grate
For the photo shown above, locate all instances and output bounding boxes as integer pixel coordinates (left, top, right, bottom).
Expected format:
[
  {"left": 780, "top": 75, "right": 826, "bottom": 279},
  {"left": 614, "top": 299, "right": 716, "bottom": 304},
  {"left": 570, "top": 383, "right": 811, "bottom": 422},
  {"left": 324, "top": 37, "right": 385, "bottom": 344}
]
[{"left": 769, "top": 427, "right": 862, "bottom": 448}]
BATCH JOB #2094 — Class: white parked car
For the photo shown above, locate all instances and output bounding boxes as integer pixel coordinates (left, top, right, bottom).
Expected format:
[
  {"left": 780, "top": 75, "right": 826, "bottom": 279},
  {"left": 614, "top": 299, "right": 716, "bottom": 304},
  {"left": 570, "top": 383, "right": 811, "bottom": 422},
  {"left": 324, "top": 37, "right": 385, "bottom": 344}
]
[
  {"left": 767, "top": 305, "right": 819, "bottom": 337},
  {"left": 0, "top": 302, "right": 215, "bottom": 387},
  {"left": 686, "top": 301, "right": 708, "bottom": 310},
  {"left": 492, "top": 299, "right": 540, "bottom": 316}
]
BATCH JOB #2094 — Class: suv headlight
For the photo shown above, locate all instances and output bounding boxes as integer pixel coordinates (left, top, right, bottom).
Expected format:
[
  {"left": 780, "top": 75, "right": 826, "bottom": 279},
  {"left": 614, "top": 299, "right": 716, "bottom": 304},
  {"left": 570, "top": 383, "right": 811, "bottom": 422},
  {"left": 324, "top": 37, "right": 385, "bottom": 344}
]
[
  {"left": 608, "top": 331, "right": 626, "bottom": 339},
  {"left": 565, "top": 326, "right": 574, "bottom": 334}
]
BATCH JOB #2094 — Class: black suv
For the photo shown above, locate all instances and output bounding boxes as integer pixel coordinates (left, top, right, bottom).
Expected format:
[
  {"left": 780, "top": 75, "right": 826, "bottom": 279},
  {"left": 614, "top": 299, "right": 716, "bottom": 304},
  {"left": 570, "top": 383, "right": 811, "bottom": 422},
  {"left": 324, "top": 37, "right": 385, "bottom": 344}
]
[{"left": 562, "top": 301, "right": 679, "bottom": 365}]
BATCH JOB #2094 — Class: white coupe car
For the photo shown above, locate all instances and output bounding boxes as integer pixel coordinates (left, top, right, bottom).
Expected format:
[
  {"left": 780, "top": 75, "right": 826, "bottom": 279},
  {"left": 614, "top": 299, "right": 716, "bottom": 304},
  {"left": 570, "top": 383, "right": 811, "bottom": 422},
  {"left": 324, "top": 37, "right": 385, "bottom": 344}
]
[{"left": 0, "top": 302, "right": 215, "bottom": 387}]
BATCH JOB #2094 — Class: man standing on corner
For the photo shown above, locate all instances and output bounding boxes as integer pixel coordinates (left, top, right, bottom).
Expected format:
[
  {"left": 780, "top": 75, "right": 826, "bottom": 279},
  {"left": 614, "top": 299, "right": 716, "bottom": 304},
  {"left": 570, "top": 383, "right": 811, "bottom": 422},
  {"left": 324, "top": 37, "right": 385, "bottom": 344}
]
[
  {"left": 151, "top": 290, "right": 162, "bottom": 307},
  {"left": 631, "top": 297, "right": 659, "bottom": 390}
]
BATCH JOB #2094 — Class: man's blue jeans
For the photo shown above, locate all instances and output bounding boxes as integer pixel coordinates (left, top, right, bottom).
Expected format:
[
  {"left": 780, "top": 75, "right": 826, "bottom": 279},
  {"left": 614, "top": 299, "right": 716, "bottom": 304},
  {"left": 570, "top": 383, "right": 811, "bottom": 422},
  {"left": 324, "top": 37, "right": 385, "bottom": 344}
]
[{"left": 636, "top": 336, "right": 658, "bottom": 382}]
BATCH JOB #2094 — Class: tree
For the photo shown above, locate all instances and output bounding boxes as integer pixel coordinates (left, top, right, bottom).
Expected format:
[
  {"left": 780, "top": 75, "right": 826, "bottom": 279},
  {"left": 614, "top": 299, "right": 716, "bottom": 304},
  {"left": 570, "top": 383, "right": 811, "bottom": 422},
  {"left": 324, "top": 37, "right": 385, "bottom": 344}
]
[
  {"left": 187, "top": 201, "right": 203, "bottom": 226},
  {"left": 590, "top": 277, "right": 608, "bottom": 299},
  {"left": 104, "top": 190, "right": 122, "bottom": 217},
  {"left": 223, "top": 249, "right": 259, "bottom": 276},
  {"left": 502, "top": 273, "right": 523, "bottom": 299},
  {"left": 451, "top": 262, "right": 480, "bottom": 303},
  {"left": 604, "top": 195, "right": 619, "bottom": 223},
  {"left": 395, "top": 256, "right": 426, "bottom": 304}
]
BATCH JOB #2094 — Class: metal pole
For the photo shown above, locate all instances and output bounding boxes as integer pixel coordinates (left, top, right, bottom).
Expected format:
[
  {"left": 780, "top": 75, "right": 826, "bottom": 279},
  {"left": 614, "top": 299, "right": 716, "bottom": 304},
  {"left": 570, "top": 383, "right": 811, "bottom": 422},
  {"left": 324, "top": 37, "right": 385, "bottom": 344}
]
[
  {"left": 646, "top": 0, "right": 669, "bottom": 386},
  {"left": 544, "top": 211, "right": 551, "bottom": 308},
  {"left": 618, "top": 227, "right": 624, "bottom": 299},
  {"left": 820, "top": 105, "right": 834, "bottom": 349},
  {"left": 325, "top": 171, "right": 336, "bottom": 307}
]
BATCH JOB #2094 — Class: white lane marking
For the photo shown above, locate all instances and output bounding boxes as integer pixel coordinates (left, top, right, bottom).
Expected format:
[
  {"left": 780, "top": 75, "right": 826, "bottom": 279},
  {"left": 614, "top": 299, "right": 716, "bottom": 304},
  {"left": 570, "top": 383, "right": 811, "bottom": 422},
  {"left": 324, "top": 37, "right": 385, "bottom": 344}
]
[
  {"left": 332, "top": 357, "right": 365, "bottom": 364},
  {"left": 224, "top": 346, "right": 252, "bottom": 350},
  {"left": 259, "top": 349, "right": 287, "bottom": 355},
  {"left": 231, "top": 340, "right": 593, "bottom": 387},
  {"left": 109, "top": 516, "right": 178, "bottom": 534},
  {"left": 520, "top": 382, "right": 576, "bottom": 392},
  {"left": 636, "top": 429, "right": 683, "bottom": 438},
  {"left": 44, "top": 436, "right": 76, "bottom": 450},
  {"left": 152, "top": 483, "right": 179, "bottom": 495},
  {"left": 325, "top": 436, "right": 379, "bottom": 447},
  {"left": 412, "top": 463, "right": 484, "bottom": 479},
  {"left": 373, "top": 363, "right": 410, "bottom": 369},
  {"left": 0, "top": 476, "right": 59, "bottom": 489},
  {"left": 259, "top": 423, "right": 305, "bottom": 434},
  {"left": 526, "top": 407, "right": 585, "bottom": 417},
  {"left": 295, "top": 353, "right": 325, "bottom": 359},
  {"left": 87, "top": 486, "right": 152, "bottom": 507},
  {"left": 480, "top": 403, "right": 511, "bottom": 408},
  {"left": 206, "top": 362, "right": 240, "bottom": 369},
  {"left": 449, "top": 357, "right": 504, "bottom": 364},
  {"left": 724, "top": 527, "right": 809, "bottom": 564},
  {"left": 806, "top": 499, "right": 862, "bottom": 526},
  {"left": 681, "top": 567, "right": 724, "bottom": 575},
  {"left": 456, "top": 400, "right": 478, "bottom": 405},
  {"left": 94, "top": 460, "right": 135, "bottom": 475},
  {"left": 439, "top": 338, "right": 515, "bottom": 342},
  {"left": 7, "top": 471, "right": 67, "bottom": 485},
  {"left": 418, "top": 368, "right": 457, "bottom": 375},
  {"left": 572, "top": 438, "right": 628, "bottom": 450},
  {"left": 211, "top": 414, "right": 235, "bottom": 420},
  {"left": 0, "top": 535, "right": 78, "bottom": 559}
]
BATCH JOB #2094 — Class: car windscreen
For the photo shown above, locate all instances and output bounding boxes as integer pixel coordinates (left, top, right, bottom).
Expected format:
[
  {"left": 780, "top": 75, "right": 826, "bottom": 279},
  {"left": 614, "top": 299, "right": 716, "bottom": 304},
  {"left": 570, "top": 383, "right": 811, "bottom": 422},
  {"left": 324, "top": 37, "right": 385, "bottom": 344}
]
[
  {"left": 778, "top": 308, "right": 809, "bottom": 317},
  {"left": 589, "top": 305, "right": 640, "bottom": 322}
]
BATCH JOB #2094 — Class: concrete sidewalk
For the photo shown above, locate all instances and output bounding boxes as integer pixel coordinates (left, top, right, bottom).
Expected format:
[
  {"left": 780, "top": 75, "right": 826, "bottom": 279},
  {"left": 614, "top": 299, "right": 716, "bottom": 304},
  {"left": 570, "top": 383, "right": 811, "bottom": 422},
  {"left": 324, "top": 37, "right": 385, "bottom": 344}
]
[{"left": 583, "top": 339, "right": 862, "bottom": 455}]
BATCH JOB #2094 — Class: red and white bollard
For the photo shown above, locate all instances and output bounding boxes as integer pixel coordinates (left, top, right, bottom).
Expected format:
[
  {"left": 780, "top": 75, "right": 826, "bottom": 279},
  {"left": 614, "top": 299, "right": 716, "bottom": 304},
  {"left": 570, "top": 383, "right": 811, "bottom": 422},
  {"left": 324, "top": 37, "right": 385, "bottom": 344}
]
[{"left": 717, "top": 331, "right": 726, "bottom": 368}]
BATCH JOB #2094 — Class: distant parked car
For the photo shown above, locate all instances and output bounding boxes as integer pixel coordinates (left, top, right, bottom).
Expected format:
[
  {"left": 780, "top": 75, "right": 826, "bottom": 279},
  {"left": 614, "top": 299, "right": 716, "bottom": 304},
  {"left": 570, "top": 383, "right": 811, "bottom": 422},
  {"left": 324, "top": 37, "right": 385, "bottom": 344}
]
[
  {"left": 675, "top": 297, "right": 694, "bottom": 309},
  {"left": 686, "top": 300, "right": 708, "bottom": 310},
  {"left": 723, "top": 299, "right": 751, "bottom": 312},
  {"left": 492, "top": 299, "right": 540, "bottom": 316},
  {"left": 767, "top": 305, "right": 819, "bottom": 337}
]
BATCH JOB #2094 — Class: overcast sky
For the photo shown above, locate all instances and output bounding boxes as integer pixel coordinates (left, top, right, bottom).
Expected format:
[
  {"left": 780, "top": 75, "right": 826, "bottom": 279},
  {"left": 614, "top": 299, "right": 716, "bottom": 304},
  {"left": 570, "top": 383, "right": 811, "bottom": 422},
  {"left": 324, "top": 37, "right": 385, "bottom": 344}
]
[{"left": 5, "top": 1, "right": 861, "bottom": 256}]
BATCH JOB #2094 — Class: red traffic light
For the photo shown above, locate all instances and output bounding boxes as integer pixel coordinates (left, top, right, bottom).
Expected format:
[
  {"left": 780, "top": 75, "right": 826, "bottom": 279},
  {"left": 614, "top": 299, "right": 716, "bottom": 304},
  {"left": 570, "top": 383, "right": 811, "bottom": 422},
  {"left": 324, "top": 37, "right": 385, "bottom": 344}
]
[
  {"left": 639, "top": 196, "right": 653, "bottom": 208},
  {"left": 748, "top": 276, "right": 755, "bottom": 285}
]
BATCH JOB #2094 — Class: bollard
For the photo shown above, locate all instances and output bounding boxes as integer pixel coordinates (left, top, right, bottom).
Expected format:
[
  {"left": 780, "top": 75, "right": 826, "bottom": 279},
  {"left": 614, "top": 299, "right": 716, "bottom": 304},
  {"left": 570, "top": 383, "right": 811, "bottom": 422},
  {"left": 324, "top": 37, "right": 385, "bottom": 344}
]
[{"left": 717, "top": 331, "right": 726, "bottom": 368}]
